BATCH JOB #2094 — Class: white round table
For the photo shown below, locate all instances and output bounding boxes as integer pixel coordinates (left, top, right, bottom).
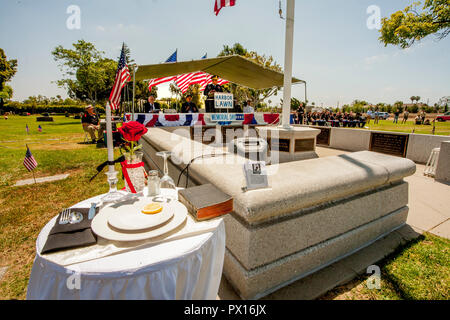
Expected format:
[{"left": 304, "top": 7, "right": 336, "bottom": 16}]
[{"left": 26, "top": 191, "right": 225, "bottom": 300}]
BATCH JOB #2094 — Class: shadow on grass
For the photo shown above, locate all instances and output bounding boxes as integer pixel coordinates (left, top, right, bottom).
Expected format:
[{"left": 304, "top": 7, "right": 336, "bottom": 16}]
[{"left": 375, "top": 234, "right": 427, "bottom": 300}]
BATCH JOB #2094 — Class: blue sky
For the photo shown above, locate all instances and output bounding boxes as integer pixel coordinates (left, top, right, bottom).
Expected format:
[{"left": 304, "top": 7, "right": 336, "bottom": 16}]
[{"left": 1, "top": 0, "right": 449, "bottom": 107}]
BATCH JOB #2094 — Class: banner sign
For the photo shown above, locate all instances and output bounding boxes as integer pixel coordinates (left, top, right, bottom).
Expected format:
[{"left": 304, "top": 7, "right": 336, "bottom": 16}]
[
  {"left": 210, "top": 113, "right": 243, "bottom": 122},
  {"left": 214, "top": 92, "right": 234, "bottom": 109}
]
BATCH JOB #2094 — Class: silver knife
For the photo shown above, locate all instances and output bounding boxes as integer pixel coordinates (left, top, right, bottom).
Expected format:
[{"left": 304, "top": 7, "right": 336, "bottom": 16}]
[{"left": 88, "top": 202, "right": 97, "bottom": 220}]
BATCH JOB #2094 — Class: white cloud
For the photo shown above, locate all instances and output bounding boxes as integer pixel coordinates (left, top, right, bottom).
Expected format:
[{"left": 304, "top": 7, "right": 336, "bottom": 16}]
[
  {"left": 364, "top": 53, "right": 389, "bottom": 65},
  {"left": 96, "top": 25, "right": 105, "bottom": 32}
]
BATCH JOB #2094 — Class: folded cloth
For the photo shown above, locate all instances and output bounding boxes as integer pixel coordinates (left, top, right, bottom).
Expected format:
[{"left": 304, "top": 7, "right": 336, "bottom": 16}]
[{"left": 41, "top": 208, "right": 99, "bottom": 254}]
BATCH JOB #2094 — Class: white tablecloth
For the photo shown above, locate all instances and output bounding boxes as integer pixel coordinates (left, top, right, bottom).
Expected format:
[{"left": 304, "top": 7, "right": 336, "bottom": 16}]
[{"left": 26, "top": 191, "right": 225, "bottom": 300}]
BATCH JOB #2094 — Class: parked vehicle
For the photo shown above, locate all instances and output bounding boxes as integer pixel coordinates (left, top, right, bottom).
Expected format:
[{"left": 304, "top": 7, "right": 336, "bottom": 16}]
[
  {"left": 366, "top": 111, "right": 390, "bottom": 120},
  {"left": 436, "top": 111, "right": 450, "bottom": 122}
]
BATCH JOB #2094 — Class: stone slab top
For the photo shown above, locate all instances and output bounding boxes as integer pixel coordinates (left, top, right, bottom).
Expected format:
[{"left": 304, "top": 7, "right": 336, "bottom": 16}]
[
  {"left": 142, "top": 128, "right": 416, "bottom": 225},
  {"left": 256, "top": 126, "right": 320, "bottom": 139}
]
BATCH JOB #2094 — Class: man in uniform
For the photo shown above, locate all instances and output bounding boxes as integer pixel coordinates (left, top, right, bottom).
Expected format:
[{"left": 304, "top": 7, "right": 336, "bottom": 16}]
[
  {"left": 203, "top": 75, "right": 224, "bottom": 113},
  {"left": 181, "top": 94, "right": 198, "bottom": 113},
  {"left": 82, "top": 105, "right": 103, "bottom": 143},
  {"left": 143, "top": 95, "right": 161, "bottom": 113}
]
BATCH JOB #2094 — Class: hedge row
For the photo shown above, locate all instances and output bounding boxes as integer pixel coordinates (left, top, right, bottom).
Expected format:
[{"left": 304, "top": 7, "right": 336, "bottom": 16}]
[{"left": 2, "top": 103, "right": 105, "bottom": 114}]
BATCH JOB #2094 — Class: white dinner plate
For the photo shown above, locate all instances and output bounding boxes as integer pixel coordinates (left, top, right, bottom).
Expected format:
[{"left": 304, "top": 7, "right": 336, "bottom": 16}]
[
  {"left": 91, "top": 200, "right": 188, "bottom": 242},
  {"left": 106, "top": 197, "right": 174, "bottom": 231}
]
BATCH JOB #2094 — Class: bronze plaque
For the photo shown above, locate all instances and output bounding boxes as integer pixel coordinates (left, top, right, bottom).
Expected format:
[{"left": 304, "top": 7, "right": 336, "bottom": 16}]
[
  {"left": 295, "top": 139, "right": 315, "bottom": 152},
  {"left": 316, "top": 128, "right": 330, "bottom": 146},
  {"left": 369, "top": 133, "right": 409, "bottom": 157},
  {"left": 268, "top": 138, "right": 290, "bottom": 152}
]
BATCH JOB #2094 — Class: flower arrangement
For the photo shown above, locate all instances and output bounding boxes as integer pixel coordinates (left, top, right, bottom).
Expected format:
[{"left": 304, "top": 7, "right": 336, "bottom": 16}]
[{"left": 118, "top": 121, "right": 148, "bottom": 158}]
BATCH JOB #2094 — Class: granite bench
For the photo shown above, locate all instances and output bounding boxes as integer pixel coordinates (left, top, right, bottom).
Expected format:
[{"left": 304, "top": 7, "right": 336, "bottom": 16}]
[{"left": 141, "top": 127, "right": 416, "bottom": 299}]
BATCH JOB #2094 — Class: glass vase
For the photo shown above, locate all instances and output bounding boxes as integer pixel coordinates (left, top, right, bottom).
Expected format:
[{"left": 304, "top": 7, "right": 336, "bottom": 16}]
[{"left": 124, "top": 151, "right": 146, "bottom": 193}]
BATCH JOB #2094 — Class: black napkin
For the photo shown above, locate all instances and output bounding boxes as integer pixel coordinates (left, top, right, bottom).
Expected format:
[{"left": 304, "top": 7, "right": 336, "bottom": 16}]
[{"left": 41, "top": 207, "right": 99, "bottom": 254}]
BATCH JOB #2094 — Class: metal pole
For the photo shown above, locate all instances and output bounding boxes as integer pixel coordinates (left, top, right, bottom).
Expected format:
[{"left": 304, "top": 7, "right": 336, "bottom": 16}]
[
  {"left": 304, "top": 81, "right": 307, "bottom": 106},
  {"left": 132, "top": 64, "right": 137, "bottom": 119},
  {"left": 281, "top": 0, "right": 295, "bottom": 129}
]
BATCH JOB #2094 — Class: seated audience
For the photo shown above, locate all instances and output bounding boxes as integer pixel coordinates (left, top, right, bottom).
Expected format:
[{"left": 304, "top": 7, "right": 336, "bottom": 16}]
[{"left": 82, "top": 105, "right": 103, "bottom": 143}]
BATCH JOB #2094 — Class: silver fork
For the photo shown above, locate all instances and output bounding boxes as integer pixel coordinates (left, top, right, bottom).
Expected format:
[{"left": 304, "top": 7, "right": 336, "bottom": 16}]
[{"left": 59, "top": 208, "right": 71, "bottom": 224}]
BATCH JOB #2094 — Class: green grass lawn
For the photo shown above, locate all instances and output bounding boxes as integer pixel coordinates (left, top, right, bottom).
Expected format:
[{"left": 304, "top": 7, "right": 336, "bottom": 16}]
[
  {"left": 0, "top": 115, "right": 448, "bottom": 300},
  {"left": 364, "top": 119, "right": 450, "bottom": 136},
  {"left": 0, "top": 115, "right": 124, "bottom": 299},
  {"left": 320, "top": 233, "right": 449, "bottom": 300}
]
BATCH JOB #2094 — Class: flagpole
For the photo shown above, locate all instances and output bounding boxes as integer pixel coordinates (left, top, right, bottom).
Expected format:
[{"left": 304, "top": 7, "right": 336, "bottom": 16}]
[
  {"left": 132, "top": 64, "right": 137, "bottom": 119},
  {"left": 281, "top": 0, "right": 295, "bottom": 129},
  {"left": 32, "top": 170, "right": 37, "bottom": 184}
]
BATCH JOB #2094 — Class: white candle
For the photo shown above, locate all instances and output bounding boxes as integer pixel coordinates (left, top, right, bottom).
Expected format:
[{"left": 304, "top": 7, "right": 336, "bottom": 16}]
[{"left": 105, "top": 103, "right": 115, "bottom": 173}]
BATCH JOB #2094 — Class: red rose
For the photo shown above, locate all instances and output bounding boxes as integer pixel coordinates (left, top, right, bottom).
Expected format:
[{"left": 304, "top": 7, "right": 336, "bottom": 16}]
[{"left": 118, "top": 121, "right": 148, "bottom": 141}]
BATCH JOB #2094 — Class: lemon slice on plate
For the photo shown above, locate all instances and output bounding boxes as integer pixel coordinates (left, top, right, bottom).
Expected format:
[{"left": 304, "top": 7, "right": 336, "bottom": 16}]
[{"left": 141, "top": 202, "right": 163, "bottom": 215}]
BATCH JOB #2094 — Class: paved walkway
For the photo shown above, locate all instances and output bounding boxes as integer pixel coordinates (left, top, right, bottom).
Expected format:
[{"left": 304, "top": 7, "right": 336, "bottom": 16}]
[
  {"left": 14, "top": 174, "right": 70, "bottom": 187},
  {"left": 315, "top": 146, "right": 450, "bottom": 239}
]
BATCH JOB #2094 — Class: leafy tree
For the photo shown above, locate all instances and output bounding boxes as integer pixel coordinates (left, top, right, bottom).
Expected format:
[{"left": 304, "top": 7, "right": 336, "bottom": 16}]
[
  {"left": 0, "top": 48, "right": 17, "bottom": 109},
  {"left": 218, "top": 43, "right": 282, "bottom": 106},
  {"left": 394, "top": 100, "right": 404, "bottom": 112},
  {"left": 52, "top": 40, "right": 117, "bottom": 103},
  {"left": 289, "top": 97, "right": 301, "bottom": 110},
  {"left": 379, "top": 0, "right": 450, "bottom": 48},
  {"left": 0, "top": 85, "right": 13, "bottom": 101}
]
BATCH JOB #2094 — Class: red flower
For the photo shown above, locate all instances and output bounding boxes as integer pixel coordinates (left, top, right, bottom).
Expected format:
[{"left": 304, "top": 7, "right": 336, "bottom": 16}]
[{"left": 118, "top": 121, "right": 148, "bottom": 142}]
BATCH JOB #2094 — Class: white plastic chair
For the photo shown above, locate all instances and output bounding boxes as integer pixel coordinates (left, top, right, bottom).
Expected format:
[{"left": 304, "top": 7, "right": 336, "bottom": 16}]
[{"left": 424, "top": 148, "right": 440, "bottom": 177}]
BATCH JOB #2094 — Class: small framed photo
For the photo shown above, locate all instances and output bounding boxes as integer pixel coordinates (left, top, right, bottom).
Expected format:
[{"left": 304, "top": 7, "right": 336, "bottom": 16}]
[{"left": 243, "top": 161, "right": 269, "bottom": 190}]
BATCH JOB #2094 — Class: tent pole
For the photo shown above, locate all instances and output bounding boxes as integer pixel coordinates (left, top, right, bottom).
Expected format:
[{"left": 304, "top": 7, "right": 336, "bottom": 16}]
[
  {"left": 132, "top": 65, "right": 137, "bottom": 119},
  {"left": 304, "top": 81, "right": 307, "bottom": 106},
  {"left": 281, "top": 0, "right": 295, "bottom": 129}
]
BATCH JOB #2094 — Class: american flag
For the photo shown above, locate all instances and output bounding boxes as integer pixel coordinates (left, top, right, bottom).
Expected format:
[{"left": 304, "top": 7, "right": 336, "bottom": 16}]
[
  {"left": 26, "top": 124, "right": 29, "bottom": 134},
  {"left": 109, "top": 44, "right": 131, "bottom": 110},
  {"left": 173, "top": 72, "right": 229, "bottom": 94},
  {"left": 38, "top": 125, "right": 42, "bottom": 132},
  {"left": 23, "top": 146, "right": 38, "bottom": 172},
  {"left": 165, "top": 50, "right": 177, "bottom": 63},
  {"left": 214, "top": 0, "right": 236, "bottom": 16},
  {"left": 175, "top": 73, "right": 197, "bottom": 93},
  {"left": 148, "top": 76, "right": 177, "bottom": 91}
]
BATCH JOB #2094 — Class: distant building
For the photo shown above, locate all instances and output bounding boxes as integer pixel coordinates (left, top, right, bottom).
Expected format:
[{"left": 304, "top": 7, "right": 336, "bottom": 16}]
[{"left": 438, "top": 96, "right": 450, "bottom": 107}]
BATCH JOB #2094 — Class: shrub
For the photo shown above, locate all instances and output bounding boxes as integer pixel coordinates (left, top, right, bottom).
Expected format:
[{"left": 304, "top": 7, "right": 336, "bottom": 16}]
[{"left": 3, "top": 103, "right": 105, "bottom": 115}]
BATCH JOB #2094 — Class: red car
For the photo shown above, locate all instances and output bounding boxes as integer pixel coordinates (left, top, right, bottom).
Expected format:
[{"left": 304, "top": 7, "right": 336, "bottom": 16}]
[{"left": 436, "top": 111, "right": 450, "bottom": 122}]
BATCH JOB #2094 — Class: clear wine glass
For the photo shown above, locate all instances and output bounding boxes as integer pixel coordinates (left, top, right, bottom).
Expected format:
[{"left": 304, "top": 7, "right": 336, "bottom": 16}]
[
  {"left": 101, "top": 170, "right": 125, "bottom": 203},
  {"left": 155, "top": 151, "right": 177, "bottom": 202}
]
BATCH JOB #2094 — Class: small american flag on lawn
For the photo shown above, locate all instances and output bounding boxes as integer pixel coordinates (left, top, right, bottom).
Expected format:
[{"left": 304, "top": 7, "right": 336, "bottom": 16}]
[
  {"left": 38, "top": 125, "right": 42, "bottom": 132},
  {"left": 23, "top": 146, "right": 38, "bottom": 172},
  {"left": 26, "top": 124, "right": 29, "bottom": 134},
  {"left": 109, "top": 43, "right": 131, "bottom": 110},
  {"left": 214, "top": 0, "right": 236, "bottom": 16}
]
